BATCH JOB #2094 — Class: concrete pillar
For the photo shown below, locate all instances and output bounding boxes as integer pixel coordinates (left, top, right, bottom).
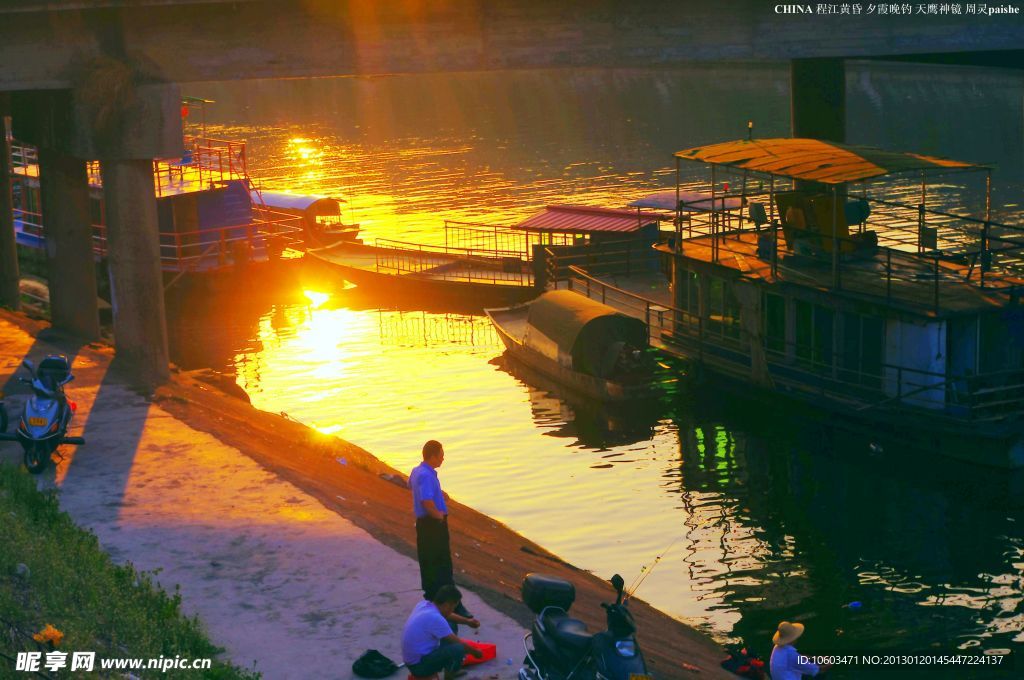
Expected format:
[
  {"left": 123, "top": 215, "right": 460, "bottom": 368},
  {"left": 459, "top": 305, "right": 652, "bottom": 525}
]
[
  {"left": 37, "top": 147, "right": 100, "bottom": 339},
  {"left": 791, "top": 58, "right": 846, "bottom": 143},
  {"left": 0, "top": 97, "right": 19, "bottom": 310},
  {"left": 101, "top": 158, "right": 169, "bottom": 386}
]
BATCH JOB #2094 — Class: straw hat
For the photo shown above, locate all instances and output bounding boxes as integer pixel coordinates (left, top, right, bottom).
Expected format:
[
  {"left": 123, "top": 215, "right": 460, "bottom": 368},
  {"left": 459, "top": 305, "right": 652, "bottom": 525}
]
[{"left": 772, "top": 621, "right": 805, "bottom": 646}]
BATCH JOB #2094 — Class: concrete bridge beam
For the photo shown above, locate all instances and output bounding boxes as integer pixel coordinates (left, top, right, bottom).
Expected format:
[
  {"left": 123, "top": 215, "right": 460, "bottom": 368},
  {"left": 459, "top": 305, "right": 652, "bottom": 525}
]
[
  {"left": 0, "top": 97, "right": 19, "bottom": 310},
  {"left": 791, "top": 58, "right": 846, "bottom": 143},
  {"left": 94, "top": 82, "right": 181, "bottom": 388},
  {"left": 38, "top": 148, "right": 101, "bottom": 340}
]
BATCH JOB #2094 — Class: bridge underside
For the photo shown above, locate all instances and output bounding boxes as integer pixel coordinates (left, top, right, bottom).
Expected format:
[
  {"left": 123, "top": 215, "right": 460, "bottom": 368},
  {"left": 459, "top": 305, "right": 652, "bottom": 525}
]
[{"left": 1, "top": 0, "right": 1022, "bottom": 91}]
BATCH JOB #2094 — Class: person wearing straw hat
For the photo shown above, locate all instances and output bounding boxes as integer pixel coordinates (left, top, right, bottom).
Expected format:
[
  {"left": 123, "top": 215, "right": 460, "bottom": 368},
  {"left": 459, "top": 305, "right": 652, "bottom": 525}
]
[{"left": 769, "top": 621, "right": 828, "bottom": 679}]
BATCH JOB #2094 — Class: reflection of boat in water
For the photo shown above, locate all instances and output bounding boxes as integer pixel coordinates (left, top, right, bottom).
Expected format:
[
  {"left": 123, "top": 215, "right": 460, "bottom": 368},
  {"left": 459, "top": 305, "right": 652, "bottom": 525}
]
[
  {"left": 491, "top": 353, "right": 662, "bottom": 448},
  {"left": 486, "top": 290, "right": 657, "bottom": 402}
]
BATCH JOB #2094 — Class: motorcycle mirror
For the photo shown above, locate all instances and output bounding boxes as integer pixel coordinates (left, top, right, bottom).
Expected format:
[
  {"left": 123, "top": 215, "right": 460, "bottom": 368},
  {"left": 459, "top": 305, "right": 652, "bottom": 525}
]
[
  {"left": 61, "top": 375, "right": 75, "bottom": 385},
  {"left": 611, "top": 574, "right": 625, "bottom": 600},
  {"left": 21, "top": 359, "right": 35, "bottom": 374}
]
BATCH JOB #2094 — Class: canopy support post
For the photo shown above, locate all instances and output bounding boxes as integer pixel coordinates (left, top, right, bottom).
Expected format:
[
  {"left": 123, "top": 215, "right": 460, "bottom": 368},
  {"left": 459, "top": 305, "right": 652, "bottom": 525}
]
[
  {"left": 675, "top": 156, "right": 681, "bottom": 254},
  {"left": 711, "top": 165, "right": 717, "bottom": 263},
  {"left": 770, "top": 174, "right": 777, "bottom": 279},
  {"left": 832, "top": 184, "right": 840, "bottom": 290}
]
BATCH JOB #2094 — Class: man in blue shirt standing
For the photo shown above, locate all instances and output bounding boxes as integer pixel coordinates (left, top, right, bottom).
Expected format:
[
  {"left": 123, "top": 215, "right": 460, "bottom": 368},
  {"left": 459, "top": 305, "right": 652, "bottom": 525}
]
[
  {"left": 410, "top": 439, "right": 456, "bottom": 601},
  {"left": 402, "top": 585, "right": 483, "bottom": 680},
  {"left": 769, "top": 621, "right": 829, "bottom": 680},
  {"left": 410, "top": 440, "right": 478, "bottom": 629}
]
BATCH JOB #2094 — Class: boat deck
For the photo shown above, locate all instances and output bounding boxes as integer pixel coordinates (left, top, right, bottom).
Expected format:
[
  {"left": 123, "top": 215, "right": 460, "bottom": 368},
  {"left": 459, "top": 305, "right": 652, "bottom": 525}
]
[
  {"left": 674, "top": 229, "right": 1021, "bottom": 315},
  {"left": 487, "top": 308, "right": 529, "bottom": 342},
  {"left": 314, "top": 243, "right": 535, "bottom": 287}
]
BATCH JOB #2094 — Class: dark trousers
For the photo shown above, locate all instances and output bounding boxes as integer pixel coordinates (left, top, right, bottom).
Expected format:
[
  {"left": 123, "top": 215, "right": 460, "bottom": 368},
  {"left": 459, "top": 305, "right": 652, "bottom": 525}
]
[
  {"left": 416, "top": 515, "right": 454, "bottom": 600},
  {"left": 407, "top": 640, "right": 466, "bottom": 677}
]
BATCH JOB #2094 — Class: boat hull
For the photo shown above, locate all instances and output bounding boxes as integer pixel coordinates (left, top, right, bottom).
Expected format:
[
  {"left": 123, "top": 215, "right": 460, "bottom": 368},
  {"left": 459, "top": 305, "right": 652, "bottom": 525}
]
[
  {"left": 486, "top": 305, "right": 652, "bottom": 403},
  {"left": 683, "top": 348, "right": 1024, "bottom": 469}
]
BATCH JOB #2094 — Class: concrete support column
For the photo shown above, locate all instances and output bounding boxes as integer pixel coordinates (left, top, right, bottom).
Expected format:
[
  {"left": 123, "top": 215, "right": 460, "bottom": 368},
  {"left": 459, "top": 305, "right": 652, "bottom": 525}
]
[
  {"left": 38, "top": 147, "right": 100, "bottom": 339},
  {"left": 791, "top": 58, "right": 846, "bottom": 142},
  {"left": 0, "top": 96, "right": 19, "bottom": 310},
  {"left": 101, "top": 158, "right": 169, "bottom": 386}
]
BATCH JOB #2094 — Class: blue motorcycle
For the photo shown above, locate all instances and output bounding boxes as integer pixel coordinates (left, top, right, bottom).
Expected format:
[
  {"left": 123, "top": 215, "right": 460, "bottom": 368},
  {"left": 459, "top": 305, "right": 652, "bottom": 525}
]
[{"left": 8, "top": 355, "right": 85, "bottom": 473}]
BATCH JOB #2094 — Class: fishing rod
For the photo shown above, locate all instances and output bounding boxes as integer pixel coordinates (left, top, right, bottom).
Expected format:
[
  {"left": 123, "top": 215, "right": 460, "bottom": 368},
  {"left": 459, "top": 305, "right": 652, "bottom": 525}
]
[{"left": 623, "top": 532, "right": 686, "bottom": 602}]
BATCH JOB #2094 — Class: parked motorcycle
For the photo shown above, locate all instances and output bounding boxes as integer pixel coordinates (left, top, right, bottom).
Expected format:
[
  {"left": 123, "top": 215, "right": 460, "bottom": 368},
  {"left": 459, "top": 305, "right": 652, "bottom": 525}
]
[
  {"left": 3, "top": 355, "right": 85, "bottom": 473},
  {"left": 519, "top": 572, "right": 648, "bottom": 680}
]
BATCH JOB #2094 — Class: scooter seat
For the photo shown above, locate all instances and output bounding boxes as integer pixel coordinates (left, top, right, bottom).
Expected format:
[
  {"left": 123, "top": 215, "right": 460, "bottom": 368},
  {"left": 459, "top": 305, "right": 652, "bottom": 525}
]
[{"left": 541, "top": 610, "right": 592, "bottom": 650}]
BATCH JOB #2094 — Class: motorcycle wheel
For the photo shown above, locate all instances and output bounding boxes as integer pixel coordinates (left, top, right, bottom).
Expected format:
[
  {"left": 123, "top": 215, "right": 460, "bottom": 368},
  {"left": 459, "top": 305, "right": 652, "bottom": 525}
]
[{"left": 23, "top": 442, "right": 49, "bottom": 474}]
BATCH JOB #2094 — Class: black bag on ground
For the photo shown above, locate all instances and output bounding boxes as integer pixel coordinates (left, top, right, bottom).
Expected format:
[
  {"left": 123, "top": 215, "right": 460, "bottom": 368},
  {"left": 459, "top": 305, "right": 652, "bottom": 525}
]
[{"left": 353, "top": 649, "right": 400, "bottom": 678}]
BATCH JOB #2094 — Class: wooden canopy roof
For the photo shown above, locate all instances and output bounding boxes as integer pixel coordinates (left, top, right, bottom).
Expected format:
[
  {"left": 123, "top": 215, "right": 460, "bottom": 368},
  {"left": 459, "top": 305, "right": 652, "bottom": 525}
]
[{"left": 675, "top": 138, "right": 984, "bottom": 185}]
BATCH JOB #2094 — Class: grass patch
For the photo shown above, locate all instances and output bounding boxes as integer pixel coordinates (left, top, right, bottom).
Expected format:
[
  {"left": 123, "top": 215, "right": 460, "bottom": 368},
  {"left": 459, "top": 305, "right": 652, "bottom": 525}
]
[{"left": 0, "top": 463, "right": 259, "bottom": 678}]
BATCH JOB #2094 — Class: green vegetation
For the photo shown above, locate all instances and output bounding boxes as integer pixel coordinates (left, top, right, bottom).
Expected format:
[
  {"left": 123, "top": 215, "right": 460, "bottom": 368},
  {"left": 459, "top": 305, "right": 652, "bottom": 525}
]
[{"left": 0, "top": 463, "right": 259, "bottom": 679}]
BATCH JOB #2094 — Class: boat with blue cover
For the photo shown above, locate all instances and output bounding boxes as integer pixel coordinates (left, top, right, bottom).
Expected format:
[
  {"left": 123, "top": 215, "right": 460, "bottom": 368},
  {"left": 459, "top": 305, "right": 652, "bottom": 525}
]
[{"left": 9, "top": 97, "right": 305, "bottom": 285}]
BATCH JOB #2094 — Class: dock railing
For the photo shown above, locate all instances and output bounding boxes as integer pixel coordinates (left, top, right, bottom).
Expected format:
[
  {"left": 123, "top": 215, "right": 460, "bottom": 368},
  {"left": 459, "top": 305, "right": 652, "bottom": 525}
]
[
  {"left": 566, "top": 264, "right": 1024, "bottom": 424},
  {"left": 373, "top": 238, "right": 534, "bottom": 287},
  {"left": 442, "top": 220, "right": 539, "bottom": 260},
  {"left": 543, "top": 238, "right": 665, "bottom": 286}
]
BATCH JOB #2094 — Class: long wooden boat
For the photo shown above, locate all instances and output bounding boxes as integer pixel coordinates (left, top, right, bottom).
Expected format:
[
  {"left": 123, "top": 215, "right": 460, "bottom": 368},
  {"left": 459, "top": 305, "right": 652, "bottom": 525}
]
[
  {"left": 559, "top": 137, "right": 1024, "bottom": 467},
  {"left": 306, "top": 240, "right": 539, "bottom": 308},
  {"left": 486, "top": 290, "right": 656, "bottom": 402}
]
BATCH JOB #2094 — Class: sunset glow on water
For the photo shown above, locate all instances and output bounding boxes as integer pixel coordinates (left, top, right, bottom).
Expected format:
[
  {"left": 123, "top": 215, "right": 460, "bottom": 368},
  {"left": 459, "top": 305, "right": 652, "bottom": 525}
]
[{"left": 168, "top": 64, "right": 1024, "bottom": 672}]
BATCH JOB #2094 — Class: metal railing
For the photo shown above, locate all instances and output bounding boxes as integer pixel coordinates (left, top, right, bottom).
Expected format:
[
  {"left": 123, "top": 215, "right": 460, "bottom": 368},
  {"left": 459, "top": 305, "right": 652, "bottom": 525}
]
[
  {"left": 566, "top": 265, "right": 1024, "bottom": 423},
  {"left": 373, "top": 238, "right": 534, "bottom": 286},
  {"left": 675, "top": 190, "right": 1024, "bottom": 304},
  {"left": 10, "top": 142, "right": 36, "bottom": 172},
  {"left": 443, "top": 220, "right": 575, "bottom": 261},
  {"left": 14, "top": 137, "right": 249, "bottom": 198},
  {"left": 13, "top": 206, "right": 303, "bottom": 272},
  {"left": 543, "top": 239, "right": 665, "bottom": 286},
  {"left": 152, "top": 136, "right": 248, "bottom": 197}
]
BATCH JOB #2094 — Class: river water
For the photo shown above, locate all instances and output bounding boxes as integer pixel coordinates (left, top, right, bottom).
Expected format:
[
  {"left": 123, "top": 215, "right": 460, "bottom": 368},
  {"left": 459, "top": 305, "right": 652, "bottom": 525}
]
[{"left": 169, "top": 62, "right": 1024, "bottom": 675}]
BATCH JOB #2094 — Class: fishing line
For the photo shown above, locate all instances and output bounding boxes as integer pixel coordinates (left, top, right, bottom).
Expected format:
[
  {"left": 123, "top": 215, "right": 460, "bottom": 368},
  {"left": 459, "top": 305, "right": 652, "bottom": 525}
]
[{"left": 625, "top": 532, "right": 685, "bottom": 601}]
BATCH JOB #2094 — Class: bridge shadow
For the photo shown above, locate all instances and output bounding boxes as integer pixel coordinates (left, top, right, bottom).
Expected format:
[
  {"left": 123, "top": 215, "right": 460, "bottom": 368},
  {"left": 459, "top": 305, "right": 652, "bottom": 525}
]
[
  {"left": 0, "top": 326, "right": 86, "bottom": 398},
  {"left": 56, "top": 354, "right": 157, "bottom": 509}
]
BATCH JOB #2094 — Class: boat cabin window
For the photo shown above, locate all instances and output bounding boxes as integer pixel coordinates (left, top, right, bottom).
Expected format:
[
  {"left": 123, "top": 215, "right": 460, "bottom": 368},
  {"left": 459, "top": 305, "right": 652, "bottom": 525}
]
[
  {"left": 764, "top": 293, "right": 785, "bottom": 354},
  {"left": 707, "top": 277, "right": 741, "bottom": 341},
  {"left": 676, "top": 270, "right": 700, "bottom": 314},
  {"left": 839, "top": 312, "right": 883, "bottom": 388},
  {"left": 795, "top": 300, "right": 834, "bottom": 369},
  {"left": 979, "top": 310, "right": 1024, "bottom": 374}
]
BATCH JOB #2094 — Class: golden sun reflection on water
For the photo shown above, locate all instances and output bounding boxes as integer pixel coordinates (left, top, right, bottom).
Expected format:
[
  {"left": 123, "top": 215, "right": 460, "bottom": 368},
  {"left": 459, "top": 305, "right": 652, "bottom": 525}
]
[{"left": 227, "top": 298, "right": 777, "bottom": 635}]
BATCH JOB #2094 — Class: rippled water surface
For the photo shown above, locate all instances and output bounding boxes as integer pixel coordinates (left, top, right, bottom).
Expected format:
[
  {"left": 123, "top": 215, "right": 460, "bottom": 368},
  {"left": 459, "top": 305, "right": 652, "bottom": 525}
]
[{"left": 170, "top": 63, "right": 1024, "bottom": 675}]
